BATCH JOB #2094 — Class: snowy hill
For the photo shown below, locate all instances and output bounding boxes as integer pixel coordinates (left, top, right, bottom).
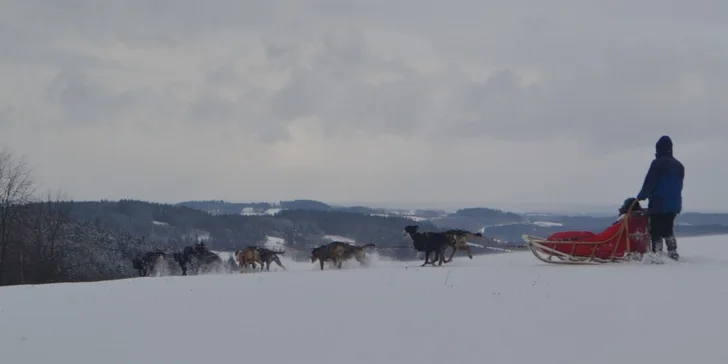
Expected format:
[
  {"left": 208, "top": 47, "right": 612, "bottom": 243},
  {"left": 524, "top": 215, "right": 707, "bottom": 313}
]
[{"left": 1, "top": 235, "right": 727, "bottom": 364}]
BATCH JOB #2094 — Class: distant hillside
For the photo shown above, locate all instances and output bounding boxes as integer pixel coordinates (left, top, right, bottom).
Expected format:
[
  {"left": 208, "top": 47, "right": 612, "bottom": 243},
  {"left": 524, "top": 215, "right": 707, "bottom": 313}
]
[
  {"left": 677, "top": 212, "right": 728, "bottom": 226},
  {"left": 178, "top": 199, "right": 437, "bottom": 222},
  {"left": 280, "top": 199, "right": 331, "bottom": 210},
  {"left": 175, "top": 199, "right": 728, "bottom": 244},
  {"left": 176, "top": 200, "right": 274, "bottom": 215},
  {"left": 430, "top": 207, "right": 524, "bottom": 231},
  {"left": 66, "top": 199, "right": 443, "bottom": 261},
  {"left": 176, "top": 199, "right": 332, "bottom": 215}
]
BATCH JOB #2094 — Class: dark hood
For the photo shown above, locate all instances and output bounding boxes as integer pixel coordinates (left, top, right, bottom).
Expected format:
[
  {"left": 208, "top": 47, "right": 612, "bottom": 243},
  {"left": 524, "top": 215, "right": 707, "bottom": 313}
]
[{"left": 655, "top": 135, "right": 673, "bottom": 158}]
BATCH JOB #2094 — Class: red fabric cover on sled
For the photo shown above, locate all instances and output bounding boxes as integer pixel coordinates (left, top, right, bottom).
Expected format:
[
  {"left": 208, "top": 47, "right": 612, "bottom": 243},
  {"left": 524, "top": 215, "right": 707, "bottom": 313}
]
[{"left": 540, "top": 212, "right": 650, "bottom": 259}]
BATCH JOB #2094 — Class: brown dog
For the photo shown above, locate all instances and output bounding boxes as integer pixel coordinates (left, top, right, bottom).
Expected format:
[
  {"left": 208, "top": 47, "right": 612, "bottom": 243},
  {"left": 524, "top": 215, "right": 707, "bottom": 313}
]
[
  {"left": 443, "top": 229, "right": 483, "bottom": 262},
  {"left": 310, "top": 241, "right": 376, "bottom": 270},
  {"left": 234, "top": 247, "right": 261, "bottom": 273}
]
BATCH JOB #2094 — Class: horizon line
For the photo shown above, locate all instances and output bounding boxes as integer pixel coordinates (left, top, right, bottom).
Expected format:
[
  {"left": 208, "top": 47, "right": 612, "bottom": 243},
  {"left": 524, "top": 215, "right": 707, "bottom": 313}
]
[{"left": 40, "top": 197, "right": 728, "bottom": 215}]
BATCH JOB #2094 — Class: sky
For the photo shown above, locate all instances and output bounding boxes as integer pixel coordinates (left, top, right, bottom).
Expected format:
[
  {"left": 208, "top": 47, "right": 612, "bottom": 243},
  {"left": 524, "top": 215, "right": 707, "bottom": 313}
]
[{"left": 1, "top": 0, "right": 727, "bottom": 213}]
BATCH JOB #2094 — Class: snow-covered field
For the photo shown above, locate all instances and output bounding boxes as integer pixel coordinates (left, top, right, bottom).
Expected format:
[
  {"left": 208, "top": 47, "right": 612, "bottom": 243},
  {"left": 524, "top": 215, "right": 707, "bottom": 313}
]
[
  {"left": 2, "top": 235, "right": 728, "bottom": 364},
  {"left": 531, "top": 220, "right": 563, "bottom": 227},
  {"left": 264, "top": 235, "right": 286, "bottom": 249},
  {"left": 323, "top": 234, "right": 356, "bottom": 243}
]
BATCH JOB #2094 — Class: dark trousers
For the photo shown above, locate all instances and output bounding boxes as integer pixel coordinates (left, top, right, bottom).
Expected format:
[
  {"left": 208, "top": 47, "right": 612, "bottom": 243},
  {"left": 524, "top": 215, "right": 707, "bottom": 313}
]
[{"left": 649, "top": 212, "right": 678, "bottom": 252}]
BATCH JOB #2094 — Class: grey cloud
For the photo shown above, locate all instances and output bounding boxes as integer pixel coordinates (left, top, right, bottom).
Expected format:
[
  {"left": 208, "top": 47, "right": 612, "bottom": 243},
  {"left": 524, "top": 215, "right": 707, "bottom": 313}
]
[
  {"left": 263, "top": 41, "right": 302, "bottom": 70},
  {"left": 45, "top": 69, "right": 120, "bottom": 125},
  {"left": 0, "top": 106, "right": 12, "bottom": 127},
  {"left": 268, "top": 66, "right": 321, "bottom": 121},
  {"left": 204, "top": 64, "right": 242, "bottom": 86},
  {"left": 0, "top": 22, "right": 123, "bottom": 70},
  {"left": 260, "top": 23, "right": 314, "bottom": 71},
  {"left": 44, "top": 68, "right": 183, "bottom": 132},
  {"left": 264, "top": 26, "right": 435, "bottom": 139},
  {"left": 187, "top": 90, "right": 238, "bottom": 124},
  {"left": 438, "top": 58, "right": 728, "bottom": 149},
  {"left": 11, "top": 0, "right": 709, "bottom": 145},
  {"left": 2, "top": 0, "right": 728, "bottom": 209},
  {"left": 3, "top": 0, "right": 291, "bottom": 48},
  {"left": 6, "top": 0, "right": 726, "bottom": 148},
  {"left": 253, "top": 10, "right": 728, "bottom": 149}
]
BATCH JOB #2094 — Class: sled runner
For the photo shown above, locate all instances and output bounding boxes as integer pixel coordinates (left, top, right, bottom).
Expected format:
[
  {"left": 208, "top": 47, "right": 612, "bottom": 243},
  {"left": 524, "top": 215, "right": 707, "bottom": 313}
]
[{"left": 522, "top": 199, "right": 650, "bottom": 264}]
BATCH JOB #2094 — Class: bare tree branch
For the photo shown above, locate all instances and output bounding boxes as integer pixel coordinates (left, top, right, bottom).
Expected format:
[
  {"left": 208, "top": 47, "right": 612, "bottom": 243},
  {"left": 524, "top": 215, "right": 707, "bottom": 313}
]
[{"left": 0, "top": 147, "right": 35, "bottom": 283}]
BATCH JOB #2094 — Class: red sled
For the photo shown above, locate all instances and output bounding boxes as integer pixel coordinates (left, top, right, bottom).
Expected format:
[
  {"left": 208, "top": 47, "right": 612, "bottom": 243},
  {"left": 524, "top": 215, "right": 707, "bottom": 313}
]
[{"left": 522, "top": 200, "right": 650, "bottom": 264}]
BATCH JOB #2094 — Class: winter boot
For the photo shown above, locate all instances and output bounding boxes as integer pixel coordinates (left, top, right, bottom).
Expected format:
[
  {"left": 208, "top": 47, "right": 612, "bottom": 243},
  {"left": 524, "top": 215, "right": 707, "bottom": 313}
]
[
  {"left": 651, "top": 238, "right": 664, "bottom": 255},
  {"left": 665, "top": 236, "right": 679, "bottom": 261}
]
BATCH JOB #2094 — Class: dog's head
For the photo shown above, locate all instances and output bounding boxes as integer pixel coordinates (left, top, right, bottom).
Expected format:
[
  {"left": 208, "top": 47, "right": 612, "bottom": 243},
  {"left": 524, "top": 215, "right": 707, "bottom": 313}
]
[
  {"left": 619, "top": 197, "right": 643, "bottom": 215},
  {"left": 310, "top": 246, "right": 322, "bottom": 263},
  {"left": 403, "top": 225, "right": 419, "bottom": 239}
]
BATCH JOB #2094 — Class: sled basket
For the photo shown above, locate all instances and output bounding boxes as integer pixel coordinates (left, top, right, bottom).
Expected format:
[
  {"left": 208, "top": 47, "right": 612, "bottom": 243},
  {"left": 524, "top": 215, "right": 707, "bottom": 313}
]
[{"left": 522, "top": 201, "right": 650, "bottom": 265}]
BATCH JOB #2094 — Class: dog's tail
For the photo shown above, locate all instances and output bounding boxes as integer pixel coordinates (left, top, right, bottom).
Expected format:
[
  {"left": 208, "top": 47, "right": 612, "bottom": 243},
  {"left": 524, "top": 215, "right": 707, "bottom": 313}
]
[{"left": 360, "top": 243, "right": 376, "bottom": 249}]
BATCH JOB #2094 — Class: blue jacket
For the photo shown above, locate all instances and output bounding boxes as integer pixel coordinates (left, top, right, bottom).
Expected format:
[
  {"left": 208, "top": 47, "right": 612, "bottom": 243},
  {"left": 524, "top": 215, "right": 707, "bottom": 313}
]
[{"left": 637, "top": 136, "right": 685, "bottom": 214}]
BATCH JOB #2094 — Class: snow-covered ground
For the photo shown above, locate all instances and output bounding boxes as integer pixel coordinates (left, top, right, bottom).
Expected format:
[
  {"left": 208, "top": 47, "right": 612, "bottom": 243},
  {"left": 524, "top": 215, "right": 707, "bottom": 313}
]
[
  {"left": 531, "top": 220, "right": 563, "bottom": 227},
  {"left": 2, "top": 235, "right": 727, "bottom": 363},
  {"left": 240, "top": 207, "right": 282, "bottom": 216},
  {"left": 370, "top": 212, "right": 430, "bottom": 221},
  {"left": 323, "top": 234, "right": 356, "bottom": 243},
  {"left": 264, "top": 235, "right": 286, "bottom": 249},
  {"left": 210, "top": 249, "right": 235, "bottom": 261}
]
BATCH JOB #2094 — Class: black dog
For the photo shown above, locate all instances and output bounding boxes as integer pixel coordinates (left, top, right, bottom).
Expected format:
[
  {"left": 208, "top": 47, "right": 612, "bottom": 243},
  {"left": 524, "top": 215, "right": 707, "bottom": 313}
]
[
  {"left": 174, "top": 245, "right": 223, "bottom": 275},
  {"left": 403, "top": 225, "right": 449, "bottom": 266},
  {"left": 132, "top": 250, "right": 168, "bottom": 276},
  {"left": 258, "top": 247, "right": 287, "bottom": 271}
]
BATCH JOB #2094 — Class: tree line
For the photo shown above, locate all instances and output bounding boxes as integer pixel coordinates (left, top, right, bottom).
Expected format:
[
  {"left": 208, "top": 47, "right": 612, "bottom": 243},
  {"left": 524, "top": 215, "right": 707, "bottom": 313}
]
[{"left": 0, "top": 149, "right": 160, "bottom": 286}]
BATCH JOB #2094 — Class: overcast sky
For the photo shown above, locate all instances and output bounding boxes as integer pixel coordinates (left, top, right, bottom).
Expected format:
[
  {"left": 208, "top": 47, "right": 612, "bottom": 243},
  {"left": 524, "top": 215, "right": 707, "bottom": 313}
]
[{"left": 1, "top": 0, "right": 726, "bottom": 212}]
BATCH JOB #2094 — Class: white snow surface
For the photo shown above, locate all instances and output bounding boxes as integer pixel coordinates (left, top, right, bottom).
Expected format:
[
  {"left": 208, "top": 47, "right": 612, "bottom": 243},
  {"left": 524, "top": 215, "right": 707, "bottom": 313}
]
[
  {"left": 370, "top": 212, "right": 430, "bottom": 221},
  {"left": 264, "top": 235, "right": 286, "bottom": 249},
  {"left": 323, "top": 234, "right": 356, "bottom": 243},
  {"left": 264, "top": 208, "right": 282, "bottom": 215},
  {"left": 531, "top": 220, "right": 563, "bottom": 227},
  {"left": 210, "top": 250, "right": 235, "bottom": 261},
  {"left": 2, "top": 235, "right": 728, "bottom": 363}
]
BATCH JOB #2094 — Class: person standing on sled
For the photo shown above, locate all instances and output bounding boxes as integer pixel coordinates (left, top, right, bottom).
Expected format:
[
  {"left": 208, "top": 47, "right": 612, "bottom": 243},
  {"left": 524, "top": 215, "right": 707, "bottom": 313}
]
[{"left": 636, "top": 135, "right": 684, "bottom": 261}]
